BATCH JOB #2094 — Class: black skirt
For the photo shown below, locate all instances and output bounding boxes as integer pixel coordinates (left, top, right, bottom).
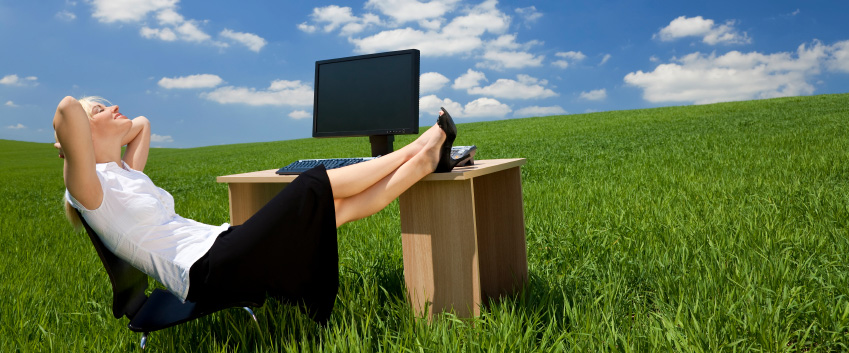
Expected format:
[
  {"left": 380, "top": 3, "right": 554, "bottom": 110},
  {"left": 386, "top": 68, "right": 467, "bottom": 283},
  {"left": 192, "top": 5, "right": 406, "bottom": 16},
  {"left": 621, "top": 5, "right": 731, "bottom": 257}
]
[{"left": 187, "top": 165, "right": 338, "bottom": 323}]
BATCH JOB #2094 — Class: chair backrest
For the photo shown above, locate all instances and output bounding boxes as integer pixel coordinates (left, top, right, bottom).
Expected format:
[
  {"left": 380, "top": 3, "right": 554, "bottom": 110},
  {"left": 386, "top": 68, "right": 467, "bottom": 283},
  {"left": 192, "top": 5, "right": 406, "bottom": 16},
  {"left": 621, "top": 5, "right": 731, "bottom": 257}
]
[
  {"left": 76, "top": 210, "right": 148, "bottom": 320},
  {"left": 73, "top": 211, "right": 262, "bottom": 349}
]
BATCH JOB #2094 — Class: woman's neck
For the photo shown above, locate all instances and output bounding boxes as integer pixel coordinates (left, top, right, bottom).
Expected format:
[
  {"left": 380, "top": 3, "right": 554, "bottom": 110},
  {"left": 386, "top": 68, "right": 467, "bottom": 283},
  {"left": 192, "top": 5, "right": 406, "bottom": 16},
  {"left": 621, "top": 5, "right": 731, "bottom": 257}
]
[{"left": 92, "top": 140, "right": 123, "bottom": 165}]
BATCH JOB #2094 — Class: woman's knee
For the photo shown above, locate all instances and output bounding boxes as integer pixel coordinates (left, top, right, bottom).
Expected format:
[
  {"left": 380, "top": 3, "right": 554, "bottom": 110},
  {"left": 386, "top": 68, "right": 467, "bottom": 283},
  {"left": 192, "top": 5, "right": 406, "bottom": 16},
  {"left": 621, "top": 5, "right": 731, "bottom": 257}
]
[
  {"left": 334, "top": 198, "right": 360, "bottom": 227},
  {"left": 333, "top": 199, "right": 347, "bottom": 227}
]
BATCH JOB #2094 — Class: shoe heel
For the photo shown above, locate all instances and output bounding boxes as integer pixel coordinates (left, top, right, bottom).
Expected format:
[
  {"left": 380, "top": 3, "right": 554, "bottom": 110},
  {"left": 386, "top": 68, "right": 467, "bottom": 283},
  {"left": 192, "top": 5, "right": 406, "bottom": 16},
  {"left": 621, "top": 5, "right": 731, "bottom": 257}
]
[{"left": 435, "top": 108, "right": 458, "bottom": 173}]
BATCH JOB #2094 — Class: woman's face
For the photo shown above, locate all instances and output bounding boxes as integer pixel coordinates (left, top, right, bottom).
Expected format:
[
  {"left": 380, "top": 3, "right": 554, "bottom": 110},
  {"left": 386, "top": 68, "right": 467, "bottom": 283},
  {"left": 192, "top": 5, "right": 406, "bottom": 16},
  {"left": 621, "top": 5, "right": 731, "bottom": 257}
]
[{"left": 88, "top": 103, "right": 132, "bottom": 139}]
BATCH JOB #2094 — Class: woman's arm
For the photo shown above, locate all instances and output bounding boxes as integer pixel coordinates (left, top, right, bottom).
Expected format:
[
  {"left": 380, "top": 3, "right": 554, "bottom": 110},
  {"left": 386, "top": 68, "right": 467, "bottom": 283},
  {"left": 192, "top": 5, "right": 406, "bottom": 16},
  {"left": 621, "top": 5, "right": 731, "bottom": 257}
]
[
  {"left": 121, "top": 116, "right": 151, "bottom": 172},
  {"left": 53, "top": 96, "right": 103, "bottom": 210}
]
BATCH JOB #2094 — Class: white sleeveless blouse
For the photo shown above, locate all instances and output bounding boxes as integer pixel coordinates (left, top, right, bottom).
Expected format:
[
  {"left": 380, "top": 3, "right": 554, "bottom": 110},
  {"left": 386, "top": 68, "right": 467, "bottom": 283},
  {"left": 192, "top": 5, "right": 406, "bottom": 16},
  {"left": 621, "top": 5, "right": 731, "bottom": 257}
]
[{"left": 66, "top": 161, "right": 229, "bottom": 301}]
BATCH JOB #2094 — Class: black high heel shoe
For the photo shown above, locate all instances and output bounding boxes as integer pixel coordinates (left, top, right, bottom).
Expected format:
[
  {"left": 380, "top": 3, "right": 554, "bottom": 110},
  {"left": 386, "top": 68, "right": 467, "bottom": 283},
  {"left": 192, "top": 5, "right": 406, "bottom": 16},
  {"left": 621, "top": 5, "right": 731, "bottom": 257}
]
[{"left": 435, "top": 107, "right": 459, "bottom": 173}]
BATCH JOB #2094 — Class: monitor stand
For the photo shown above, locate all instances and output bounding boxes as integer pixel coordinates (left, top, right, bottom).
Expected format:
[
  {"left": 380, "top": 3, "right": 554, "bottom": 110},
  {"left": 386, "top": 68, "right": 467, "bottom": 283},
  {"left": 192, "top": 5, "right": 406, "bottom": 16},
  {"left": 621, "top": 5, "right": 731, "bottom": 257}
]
[{"left": 370, "top": 135, "right": 394, "bottom": 157}]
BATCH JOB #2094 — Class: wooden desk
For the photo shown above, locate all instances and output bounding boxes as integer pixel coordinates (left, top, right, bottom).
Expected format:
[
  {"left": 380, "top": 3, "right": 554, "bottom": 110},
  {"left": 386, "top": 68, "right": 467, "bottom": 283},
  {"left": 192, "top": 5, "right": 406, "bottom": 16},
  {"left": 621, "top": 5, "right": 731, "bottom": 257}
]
[{"left": 217, "top": 158, "right": 528, "bottom": 319}]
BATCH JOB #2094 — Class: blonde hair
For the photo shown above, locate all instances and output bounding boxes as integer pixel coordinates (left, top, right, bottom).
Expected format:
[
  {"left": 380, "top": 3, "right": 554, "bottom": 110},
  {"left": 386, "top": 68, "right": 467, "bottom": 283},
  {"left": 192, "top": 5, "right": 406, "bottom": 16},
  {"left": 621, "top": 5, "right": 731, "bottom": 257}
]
[
  {"left": 77, "top": 96, "right": 111, "bottom": 120},
  {"left": 62, "top": 95, "right": 110, "bottom": 231},
  {"left": 65, "top": 199, "right": 83, "bottom": 232}
]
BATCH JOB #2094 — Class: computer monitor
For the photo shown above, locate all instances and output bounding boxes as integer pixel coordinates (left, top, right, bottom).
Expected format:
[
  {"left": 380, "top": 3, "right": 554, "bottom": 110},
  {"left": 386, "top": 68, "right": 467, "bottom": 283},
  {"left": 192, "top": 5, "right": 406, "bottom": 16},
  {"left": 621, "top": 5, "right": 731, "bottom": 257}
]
[{"left": 313, "top": 49, "right": 420, "bottom": 157}]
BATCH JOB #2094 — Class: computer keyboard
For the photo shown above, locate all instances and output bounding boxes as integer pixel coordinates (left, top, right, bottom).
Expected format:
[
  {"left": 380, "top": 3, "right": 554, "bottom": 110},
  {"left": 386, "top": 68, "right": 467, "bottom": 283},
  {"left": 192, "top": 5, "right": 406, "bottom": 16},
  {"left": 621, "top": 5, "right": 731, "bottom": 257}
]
[
  {"left": 276, "top": 157, "right": 375, "bottom": 175},
  {"left": 277, "top": 146, "right": 477, "bottom": 175}
]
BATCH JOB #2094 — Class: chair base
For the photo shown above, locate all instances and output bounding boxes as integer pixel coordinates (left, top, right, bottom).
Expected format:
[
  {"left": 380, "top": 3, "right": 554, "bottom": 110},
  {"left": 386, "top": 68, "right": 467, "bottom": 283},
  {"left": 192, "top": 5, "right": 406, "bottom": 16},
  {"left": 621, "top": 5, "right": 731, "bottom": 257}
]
[
  {"left": 76, "top": 210, "right": 264, "bottom": 350},
  {"left": 137, "top": 305, "right": 259, "bottom": 350}
]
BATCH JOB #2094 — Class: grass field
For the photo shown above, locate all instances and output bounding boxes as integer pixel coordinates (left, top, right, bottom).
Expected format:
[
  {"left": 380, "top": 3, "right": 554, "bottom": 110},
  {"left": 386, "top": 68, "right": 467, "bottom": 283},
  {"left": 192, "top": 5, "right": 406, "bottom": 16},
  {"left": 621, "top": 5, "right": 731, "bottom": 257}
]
[{"left": 2, "top": 93, "right": 849, "bottom": 352}]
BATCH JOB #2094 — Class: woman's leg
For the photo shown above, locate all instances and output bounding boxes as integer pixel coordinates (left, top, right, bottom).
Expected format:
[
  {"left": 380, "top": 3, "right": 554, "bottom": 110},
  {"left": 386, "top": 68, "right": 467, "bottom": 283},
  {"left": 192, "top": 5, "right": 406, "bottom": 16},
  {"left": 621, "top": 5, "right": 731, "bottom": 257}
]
[
  {"left": 326, "top": 123, "right": 443, "bottom": 199},
  {"left": 330, "top": 124, "right": 445, "bottom": 227}
]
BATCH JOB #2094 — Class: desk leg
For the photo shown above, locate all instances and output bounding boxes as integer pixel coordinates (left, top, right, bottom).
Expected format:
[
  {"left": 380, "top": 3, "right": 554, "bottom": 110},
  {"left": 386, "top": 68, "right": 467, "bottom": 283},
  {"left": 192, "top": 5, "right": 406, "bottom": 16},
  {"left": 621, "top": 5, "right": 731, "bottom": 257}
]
[
  {"left": 399, "top": 179, "right": 481, "bottom": 319},
  {"left": 227, "top": 183, "right": 289, "bottom": 226},
  {"left": 473, "top": 167, "right": 528, "bottom": 300}
]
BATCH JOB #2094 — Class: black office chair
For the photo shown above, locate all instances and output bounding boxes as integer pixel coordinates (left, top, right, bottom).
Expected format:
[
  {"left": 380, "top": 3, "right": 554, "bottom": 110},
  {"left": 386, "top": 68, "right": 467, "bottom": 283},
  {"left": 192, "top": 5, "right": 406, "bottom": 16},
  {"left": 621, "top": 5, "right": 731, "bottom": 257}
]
[{"left": 76, "top": 210, "right": 261, "bottom": 350}]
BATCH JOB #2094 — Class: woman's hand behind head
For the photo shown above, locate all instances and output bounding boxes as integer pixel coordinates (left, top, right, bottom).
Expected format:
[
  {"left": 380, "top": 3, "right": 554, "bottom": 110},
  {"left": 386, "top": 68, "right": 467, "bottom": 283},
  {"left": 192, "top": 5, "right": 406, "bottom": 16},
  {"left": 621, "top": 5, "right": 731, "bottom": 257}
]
[{"left": 54, "top": 142, "right": 65, "bottom": 159}]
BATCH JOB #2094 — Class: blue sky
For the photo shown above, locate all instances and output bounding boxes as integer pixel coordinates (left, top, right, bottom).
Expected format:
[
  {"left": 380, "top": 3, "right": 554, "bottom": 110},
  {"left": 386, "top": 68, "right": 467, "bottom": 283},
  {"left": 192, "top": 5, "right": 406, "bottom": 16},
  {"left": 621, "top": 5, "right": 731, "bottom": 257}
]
[{"left": 1, "top": 0, "right": 847, "bottom": 148}]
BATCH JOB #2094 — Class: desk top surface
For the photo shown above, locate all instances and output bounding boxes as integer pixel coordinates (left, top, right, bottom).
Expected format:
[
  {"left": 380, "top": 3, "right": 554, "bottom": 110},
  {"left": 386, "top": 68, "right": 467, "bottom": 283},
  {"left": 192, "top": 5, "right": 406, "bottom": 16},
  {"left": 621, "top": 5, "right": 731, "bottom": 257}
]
[{"left": 217, "top": 158, "right": 526, "bottom": 184}]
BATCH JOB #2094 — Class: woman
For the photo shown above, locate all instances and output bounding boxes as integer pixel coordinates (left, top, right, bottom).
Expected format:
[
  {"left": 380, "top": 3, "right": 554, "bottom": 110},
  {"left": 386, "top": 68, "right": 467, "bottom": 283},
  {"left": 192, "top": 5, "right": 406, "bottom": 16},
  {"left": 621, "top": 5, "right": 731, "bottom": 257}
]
[{"left": 53, "top": 95, "right": 459, "bottom": 323}]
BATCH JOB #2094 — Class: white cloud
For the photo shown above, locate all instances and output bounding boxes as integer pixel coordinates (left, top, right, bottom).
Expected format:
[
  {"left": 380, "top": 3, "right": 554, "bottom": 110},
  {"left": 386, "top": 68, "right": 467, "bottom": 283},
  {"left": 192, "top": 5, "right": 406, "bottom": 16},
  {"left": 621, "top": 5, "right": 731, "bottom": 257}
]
[
  {"left": 580, "top": 89, "right": 607, "bottom": 101},
  {"left": 308, "top": 5, "right": 358, "bottom": 32},
  {"left": 486, "top": 34, "right": 526, "bottom": 50},
  {"left": 55, "top": 10, "right": 76, "bottom": 21},
  {"left": 175, "top": 21, "right": 211, "bottom": 42},
  {"left": 419, "top": 95, "right": 511, "bottom": 119},
  {"left": 599, "top": 54, "right": 612, "bottom": 65},
  {"left": 702, "top": 23, "right": 750, "bottom": 45},
  {"left": 515, "top": 6, "right": 542, "bottom": 25},
  {"left": 365, "top": 0, "right": 460, "bottom": 24},
  {"left": 300, "top": 5, "right": 380, "bottom": 36},
  {"left": 553, "top": 51, "right": 585, "bottom": 69},
  {"left": 289, "top": 110, "right": 312, "bottom": 120},
  {"left": 141, "top": 27, "right": 177, "bottom": 41},
  {"left": 340, "top": 14, "right": 382, "bottom": 36},
  {"left": 5, "top": 101, "right": 17, "bottom": 107},
  {"left": 0, "top": 75, "right": 38, "bottom": 86},
  {"left": 658, "top": 16, "right": 712, "bottom": 40},
  {"left": 150, "top": 134, "right": 174, "bottom": 143},
  {"left": 453, "top": 69, "right": 487, "bottom": 90},
  {"left": 455, "top": 70, "right": 559, "bottom": 100},
  {"left": 158, "top": 74, "right": 223, "bottom": 89},
  {"left": 345, "top": 0, "right": 509, "bottom": 57},
  {"left": 156, "top": 8, "right": 183, "bottom": 25},
  {"left": 514, "top": 105, "right": 567, "bottom": 118},
  {"left": 478, "top": 50, "right": 544, "bottom": 70},
  {"left": 418, "top": 18, "right": 444, "bottom": 31},
  {"left": 557, "top": 51, "right": 586, "bottom": 61},
  {"left": 139, "top": 8, "right": 215, "bottom": 46},
  {"left": 268, "top": 80, "right": 306, "bottom": 91},
  {"left": 463, "top": 97, "right": 511, "bottom": 118},
  {"left": 552, "top": 60, "right": 569, "bottom": 69},
  {"left": 202, "top": 80, "right": 313, "bottom": 107},
  {"left": 827, "top": 40, "right": 849, "bottom": 73},
  {"left": 467, "top": 74, "right": 557, "bottom": 99},
  {"left": 656, "top": 16, "right": 751, "bottom": 45},
  {"left": 440, "top": 0, "right": 510, "bottom": 38},
  {"left": 304, "top": 0, "right": 549, "bottom": 71},
  {"left": 624, "top": 41, "right": 836, "bottom": 104},
  {"left": 349, "top": 27, "right": 482, "bottom": 57},
  {"left": 91, "top": 0, "right": 261, "bottom": 51},
  {"left": 6, "top": 123, "right": 26, "bottom": 129},
  {"left": 420, "top": 95, "right": 464, "bottom": 119},
  {"left": 220, "top": 29, "right": 267, "bottom": 52},
  {"left": 477, "top": 35, "right": 544, "bottom": 70},
  {"left": 90, "top": 0, "right": 177, "bottom": 23},
  {"left": 420, "top": 72, "right": 450, "bottom": 93},
  {"left": 297, "top": 22, "right": 317, "bottom": 33}
]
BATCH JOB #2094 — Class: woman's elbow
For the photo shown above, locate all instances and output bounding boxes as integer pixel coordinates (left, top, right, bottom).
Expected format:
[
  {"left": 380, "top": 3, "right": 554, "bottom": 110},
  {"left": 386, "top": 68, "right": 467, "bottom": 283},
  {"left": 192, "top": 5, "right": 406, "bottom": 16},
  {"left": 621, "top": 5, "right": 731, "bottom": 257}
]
[
  {"left": 133, "top": 116, "right": 151, "bottom": 133},
  {"left": 134, "top": 116, "right": 150, "bottom": 125},
  {"left": 54, "top": 97, "right": 75, "bottom": 129},
  {"left": 57, "top": 96, "right": 78, "bottom": 112}
]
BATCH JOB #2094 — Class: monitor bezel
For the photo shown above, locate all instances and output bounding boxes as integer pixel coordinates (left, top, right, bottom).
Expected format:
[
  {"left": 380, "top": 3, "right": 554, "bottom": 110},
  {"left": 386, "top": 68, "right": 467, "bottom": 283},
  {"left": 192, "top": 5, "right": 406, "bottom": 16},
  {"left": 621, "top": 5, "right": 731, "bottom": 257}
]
[{"left": 312, "top": 49, "right": 420, "bottom": 138}]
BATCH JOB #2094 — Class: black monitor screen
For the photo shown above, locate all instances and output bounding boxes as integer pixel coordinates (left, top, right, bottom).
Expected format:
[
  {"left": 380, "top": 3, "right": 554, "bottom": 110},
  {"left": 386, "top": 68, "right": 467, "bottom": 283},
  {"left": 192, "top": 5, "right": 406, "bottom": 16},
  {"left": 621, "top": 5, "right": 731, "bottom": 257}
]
[{"left": 313, "top": 49, "right": 420, "bottom": 138}]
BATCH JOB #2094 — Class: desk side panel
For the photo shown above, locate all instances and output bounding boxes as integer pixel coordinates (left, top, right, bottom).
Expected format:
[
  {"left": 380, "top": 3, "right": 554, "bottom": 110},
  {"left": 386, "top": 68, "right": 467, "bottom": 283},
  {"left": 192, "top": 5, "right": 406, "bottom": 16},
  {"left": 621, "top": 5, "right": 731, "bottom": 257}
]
[
  {"left": 400, "top": 179, "right": 480, "bottom": 318},
  {"left": 473, "top": 167, "right": 528, "bottom": 300},
  {"left": 228, "top": 183, "right": 289, "bottom": 226}
]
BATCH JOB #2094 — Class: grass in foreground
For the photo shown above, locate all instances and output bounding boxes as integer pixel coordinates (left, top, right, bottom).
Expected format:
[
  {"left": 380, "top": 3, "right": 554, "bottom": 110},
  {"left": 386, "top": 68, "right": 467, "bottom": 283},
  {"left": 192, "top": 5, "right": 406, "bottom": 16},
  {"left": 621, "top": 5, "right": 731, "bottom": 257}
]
[{"left": 2, "top": 93, "right": 849, "bottom": 352}]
